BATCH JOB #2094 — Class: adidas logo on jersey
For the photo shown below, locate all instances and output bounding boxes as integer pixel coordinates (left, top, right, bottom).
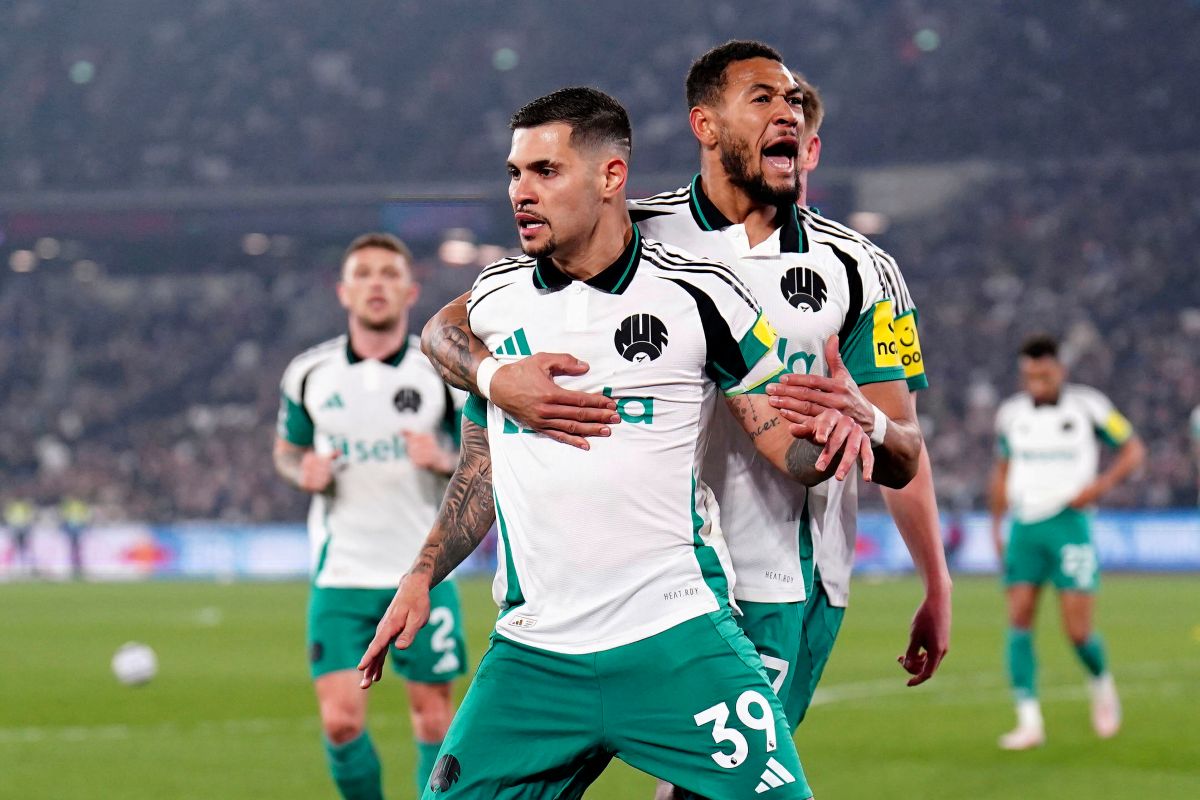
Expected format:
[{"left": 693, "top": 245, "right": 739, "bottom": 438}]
[
  {"left": 780, "top": 267, "right": 826, "bottom": 312},
  {"left": 496, "top": 328, "right": 533, "bottom": 358},
  {"left": 755, "top": 757, "right": 798, "bottom": 793},
  {"left": 320, "top": 393, "right": 345, "bottom": 410},
  {"left": 614, "top": 313, "right": 668, "bottom": 362}
]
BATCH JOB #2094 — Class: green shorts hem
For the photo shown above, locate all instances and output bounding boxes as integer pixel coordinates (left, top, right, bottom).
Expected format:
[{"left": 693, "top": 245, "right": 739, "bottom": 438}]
[{"left": 307, "top": 581, "right": 468, "bottom": 683}]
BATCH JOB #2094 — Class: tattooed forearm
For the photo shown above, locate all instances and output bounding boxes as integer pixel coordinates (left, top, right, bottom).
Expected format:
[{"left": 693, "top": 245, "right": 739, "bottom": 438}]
[
  {"left": 785, "top": 437, "right": 832, "bottom": 486},
  {"left": 749, "top": 416, "right": 780, "bottom": 440},
  {"left": 409, "top": 419, "right": 495, "bottom": 587},
  {"left": 421, "top": 298, "right": 489, "bottom": 393}
]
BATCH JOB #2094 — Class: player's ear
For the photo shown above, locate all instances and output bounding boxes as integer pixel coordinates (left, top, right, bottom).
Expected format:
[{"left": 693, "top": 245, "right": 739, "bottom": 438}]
[
  {"left": 406, "top": 279, "right": 421, "bottom": 309},
  {"left": 335, "top": 280, "right": 351, "bottom": 311},
  {"left": 802, "top": 133, "right": 822, "bottom": 171},
  {"left": 689, "top": 106, "right": 719, "bottom": 149},
  {"left": 600, "top": 156, "right": 627, "bottom": 199}
]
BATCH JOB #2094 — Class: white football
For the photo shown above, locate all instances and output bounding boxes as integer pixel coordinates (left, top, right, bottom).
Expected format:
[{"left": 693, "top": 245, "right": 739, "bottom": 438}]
[{"left": 111, "top": 642, "right": 158, "bottom": 686}]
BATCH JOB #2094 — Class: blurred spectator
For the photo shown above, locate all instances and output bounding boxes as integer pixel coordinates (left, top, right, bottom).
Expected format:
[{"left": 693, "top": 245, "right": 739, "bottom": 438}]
[{"left": 1, "top": 1, "right": 1197, "bottom": 190}]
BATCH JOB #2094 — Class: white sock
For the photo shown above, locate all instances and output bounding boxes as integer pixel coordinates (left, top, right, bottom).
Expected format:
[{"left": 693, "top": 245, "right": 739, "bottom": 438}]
[{"left": 1017, "top": 698, "right": 1044, "bottom": 729}]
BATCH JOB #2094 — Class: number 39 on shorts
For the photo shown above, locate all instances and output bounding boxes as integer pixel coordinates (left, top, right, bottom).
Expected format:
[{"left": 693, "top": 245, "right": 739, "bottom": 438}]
[{"left": 693, "top": 690, "right": 777, "bottom": 769}]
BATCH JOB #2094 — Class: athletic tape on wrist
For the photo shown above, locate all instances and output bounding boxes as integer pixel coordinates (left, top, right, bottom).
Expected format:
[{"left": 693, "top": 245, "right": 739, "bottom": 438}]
[
  {"left": 870, "top": 405, "right": 889, "bottom": 447},
  {"left": 476, "top": 357, "right": 501, "bottom": 402}
]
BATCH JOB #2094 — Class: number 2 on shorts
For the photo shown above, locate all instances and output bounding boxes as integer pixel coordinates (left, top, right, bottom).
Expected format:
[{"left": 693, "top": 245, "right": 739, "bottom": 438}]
[{"left": 693, "top": 690, "right": 777, "bottom": 769}]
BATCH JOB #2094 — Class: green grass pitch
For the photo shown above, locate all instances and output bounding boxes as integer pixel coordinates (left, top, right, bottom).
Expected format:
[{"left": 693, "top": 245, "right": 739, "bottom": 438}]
[{"left": 2, "top": 575, "right": 1198, "bottom": 798}]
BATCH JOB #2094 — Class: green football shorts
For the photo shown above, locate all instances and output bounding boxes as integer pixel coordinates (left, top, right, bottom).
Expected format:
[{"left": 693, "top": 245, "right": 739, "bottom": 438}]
[
  {"left": 307, "top": 581, "right": 468, "bottom": 683},
  {"left": 787, "top": 574, "right": 845, "bottom": 726},
  {"left": 1004, "top": 507, "right": 1099, "bottom": 592},
  {"left": 736, "top": 520, "right": 845, "bottom": 731},
  {"left": 421, "top": 610, "right": 812, "bottom": 799}
]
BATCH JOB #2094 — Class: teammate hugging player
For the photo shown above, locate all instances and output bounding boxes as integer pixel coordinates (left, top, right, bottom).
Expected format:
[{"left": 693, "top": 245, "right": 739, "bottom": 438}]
[
  {"left": 274, "top": 233, "right": 468, "bottom": 799},
  {"left": 360, "top": 87, "right": 912, "bottom": 799},
  {"left": 419, "top": 42, "right": 951, "bottom": 783},
  {"left": 990, "top": 334, "right": 1145, "bottom": 749}
]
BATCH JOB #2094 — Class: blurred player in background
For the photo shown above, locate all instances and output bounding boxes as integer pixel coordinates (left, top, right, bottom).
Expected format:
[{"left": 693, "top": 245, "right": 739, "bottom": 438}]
[
  {"left": 989, "top": 334, "right": 1145, "bottom": 750},
  {"left": 274, "top": 233, "right": 467, "bottom": 799}
]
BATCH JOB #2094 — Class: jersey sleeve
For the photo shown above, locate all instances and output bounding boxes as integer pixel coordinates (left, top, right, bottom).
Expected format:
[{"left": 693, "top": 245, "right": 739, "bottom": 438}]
[
  {"left": 440, "top": 386, "right": 468, "bottom": 448},
  {"left": 670, "top": 271, "right": 785, "bottom": 396},
  {"left": 277, "top": 359, "right": 315, "bottom": 447},
  {"left": 838, "top": 246, "right": 907, "bottom": 386},
  {"left": 463, "top": 393, "right": 488, "bottom": 429},
  {"left": 865, "top": 241, "right": 927, "bottom": 391},
  {"left": 994, "top": 400, "right": 1013, "bottom": 459},
  {"left": 1078, "top": 388, "right": 1134, "bottom": 449}
]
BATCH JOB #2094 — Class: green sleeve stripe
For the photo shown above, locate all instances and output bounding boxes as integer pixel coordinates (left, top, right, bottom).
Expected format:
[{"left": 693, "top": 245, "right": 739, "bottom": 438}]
[
  {"left": 840, "top": 304, "right": 906, "bottom": 385},
  {"left": 277, "top": 395, "right": 315, "bottom": 447},
  {"left": 907, "top": 373, "right": 930, "bottom": 392},
  {"left": 463, "top": 394, "right": 488, "bottom": 428},
  {"left": 997, "top": 435, "right": 1010, "bottom": 459}
]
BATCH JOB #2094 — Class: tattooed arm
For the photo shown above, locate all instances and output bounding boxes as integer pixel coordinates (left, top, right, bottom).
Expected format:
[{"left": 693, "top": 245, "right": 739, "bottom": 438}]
[
  {"left": 421, "top": 292, "right": 490, "bottom": 392},
  {"left": 421, "top": 293, "right": 619, "bottom": 449},
  {"left": 358, "top": 418, "right": 495, "bottom": 687},
  {"left": 724, "top": 393, "right": 874, "bottom": 486}
]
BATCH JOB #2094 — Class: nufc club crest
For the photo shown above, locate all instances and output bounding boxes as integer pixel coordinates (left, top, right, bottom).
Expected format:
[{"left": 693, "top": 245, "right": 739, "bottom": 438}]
[
  {"left": 780, "top": 267, "right": 827, "bottom": 312},
  {"left": 615, "top": 314, "right": 669, "bottom": 362},
  {"left": 393, "top": 387, "right": 422, "bottom": 413},
  {"left": 430, "top": 754, "right": 462, "bottom": 792}
]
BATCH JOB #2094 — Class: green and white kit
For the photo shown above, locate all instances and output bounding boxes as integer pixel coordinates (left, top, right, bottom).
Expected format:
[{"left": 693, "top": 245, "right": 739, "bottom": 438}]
[
  {"left": 439, "top": 228, "right": 811, "bottom": 797},
  {"left": 628, "top": 178, "right": 913, "bottom": 725},
  {"left": 278, "top": 334, "right": 467, "bottom": 680},
  {"left": 996, "top": 383, "right": 1133, "bottom": 591}
]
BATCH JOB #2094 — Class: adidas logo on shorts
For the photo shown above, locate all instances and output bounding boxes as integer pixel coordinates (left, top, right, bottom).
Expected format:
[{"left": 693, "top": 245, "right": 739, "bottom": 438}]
[{"left": 755, "top": 757, "right": 797, "bottom": 793}]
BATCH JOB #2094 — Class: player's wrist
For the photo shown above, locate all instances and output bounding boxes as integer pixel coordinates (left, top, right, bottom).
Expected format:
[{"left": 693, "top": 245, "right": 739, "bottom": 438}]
[
  {"left": 476, "top": 357, "right": 502, "bottom": 401},
  {"left": 869, "top": 405, "right": 888, "bottom": 447}
]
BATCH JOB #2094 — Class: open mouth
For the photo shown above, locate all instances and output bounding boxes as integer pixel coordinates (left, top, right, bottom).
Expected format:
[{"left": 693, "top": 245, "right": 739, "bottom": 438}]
[
  {"left": 762, "top": 138, "right": 799, "bottom": 173},
  {"left": 515, "top": 212, "right": 548, "bottom": 237}
]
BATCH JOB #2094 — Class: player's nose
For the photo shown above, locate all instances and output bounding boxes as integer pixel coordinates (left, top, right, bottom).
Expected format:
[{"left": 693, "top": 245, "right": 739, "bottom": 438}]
[{"left": 510, "top": 175, "right": 538, "bottom": 208}]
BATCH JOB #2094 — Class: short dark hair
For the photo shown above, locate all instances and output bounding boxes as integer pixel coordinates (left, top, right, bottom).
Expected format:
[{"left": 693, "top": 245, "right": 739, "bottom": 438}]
[
  {"left": 342, "top": 232, "right": 413, "bottom": 267},
  {"left": 1019, "top": 334, "right": 1059, "bottom": 360},
  {"left": 686, "top": 40, "right": 784, "bottom": 109},
  {"left": 510, "top": 87, "right": 632, "bottom": 157}
]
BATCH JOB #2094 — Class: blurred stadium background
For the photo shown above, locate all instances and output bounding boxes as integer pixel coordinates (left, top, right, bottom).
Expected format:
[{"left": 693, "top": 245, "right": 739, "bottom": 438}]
[{"left": 1, "top": 1, "right": 1198, "bottom": 798}]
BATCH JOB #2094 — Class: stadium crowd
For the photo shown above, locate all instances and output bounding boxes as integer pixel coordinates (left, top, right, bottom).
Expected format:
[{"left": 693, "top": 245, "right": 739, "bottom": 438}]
[
  {"left": 2, "top": 0, "right": 1197, "bottom": 190},
  {"left": 2, "top": 160, "right": 1197, "bottom": 522}
]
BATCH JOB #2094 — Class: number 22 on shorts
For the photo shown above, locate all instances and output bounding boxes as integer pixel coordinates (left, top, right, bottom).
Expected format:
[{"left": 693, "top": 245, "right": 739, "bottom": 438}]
[{"left": 693, "top": 690, "right": 777, "bottom": 769}]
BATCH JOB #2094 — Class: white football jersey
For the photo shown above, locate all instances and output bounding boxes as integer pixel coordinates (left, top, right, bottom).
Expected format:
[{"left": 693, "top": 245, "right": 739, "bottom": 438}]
[
  {"left": 465, "top": 227, "right": 784, "bottom": 654},
  {"left": 278, "top": 334, "right": 462, "bottom": 588},
  {"left": 630, "top": 178, "right": 906, "bottom": 605},
  {"left": 996, "top": 383, "right": 1134, "bottom": 523}
]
